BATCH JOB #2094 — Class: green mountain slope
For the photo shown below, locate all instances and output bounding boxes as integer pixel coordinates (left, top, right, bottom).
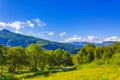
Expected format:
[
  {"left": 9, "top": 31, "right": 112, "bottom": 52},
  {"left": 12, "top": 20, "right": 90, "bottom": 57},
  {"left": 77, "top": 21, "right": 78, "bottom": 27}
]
[{"left": 0, "top": 29, "right": 81, "bottom": 53}]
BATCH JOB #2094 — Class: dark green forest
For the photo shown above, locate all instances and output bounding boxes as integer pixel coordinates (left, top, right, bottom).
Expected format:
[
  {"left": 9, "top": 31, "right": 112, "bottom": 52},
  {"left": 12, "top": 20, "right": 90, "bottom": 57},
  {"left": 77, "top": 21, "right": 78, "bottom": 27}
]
[{"left": 0, "top": 42, "right": 120, "bottom": 76}]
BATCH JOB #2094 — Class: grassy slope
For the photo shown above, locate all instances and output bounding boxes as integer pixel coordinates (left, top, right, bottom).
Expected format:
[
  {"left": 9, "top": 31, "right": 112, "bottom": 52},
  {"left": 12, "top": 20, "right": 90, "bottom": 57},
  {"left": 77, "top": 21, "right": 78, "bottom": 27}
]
[
  {"left": 1, "top": 64, "right": 120, "bottom": 80},
  {"left": 22, "top": 65, "right": 120, "bottom": 80}
]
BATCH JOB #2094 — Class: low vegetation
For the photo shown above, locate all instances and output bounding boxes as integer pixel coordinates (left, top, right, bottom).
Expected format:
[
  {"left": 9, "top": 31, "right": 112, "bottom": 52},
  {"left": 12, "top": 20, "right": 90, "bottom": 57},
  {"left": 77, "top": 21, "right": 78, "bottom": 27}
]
[
  {"left": 25, "top": 65, "right": 120, "bottom": 80},
  {"left": 0, "top": 42, "right": 120, "bottom": 80}
]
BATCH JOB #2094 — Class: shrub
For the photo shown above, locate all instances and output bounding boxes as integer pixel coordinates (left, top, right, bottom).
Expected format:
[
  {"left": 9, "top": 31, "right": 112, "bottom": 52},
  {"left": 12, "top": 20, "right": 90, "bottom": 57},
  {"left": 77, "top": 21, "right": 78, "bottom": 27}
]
[{"left": 110, "top": 53, "right": 120, "bottom": 65}]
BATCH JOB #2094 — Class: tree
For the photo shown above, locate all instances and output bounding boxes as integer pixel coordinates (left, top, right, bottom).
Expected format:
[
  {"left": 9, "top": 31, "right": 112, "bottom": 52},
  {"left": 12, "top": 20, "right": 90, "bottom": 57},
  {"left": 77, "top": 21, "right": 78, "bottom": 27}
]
[
  {"left": 44, "top": 50, "right": 55, "bottom": 68},
  {"left": 26, "top": 44, "right": 43, "bottom": 72},
  {"left": 84, "top": 43, "right": 95, "bottom": 63},
  {"left": 7, "top": 46, "right": 27, "bottom": 73},
  {"left": 62, "top": 50, "right": 73, "bottom": 66},
  {"left": 53, "top": 49, "right": 73, "bottom": 66},
  {"left": 102, "top": 46, "right": 113, "bottom": 64},
  {"left": 110, "top": 53, "right": 120, "bottom": 65},
  {"left": 54, "top": 48, "right": 63, "bottom": 66},
  {"left": 72, "top": 54, "right": 79, "bottom": 65},
  {"left": 77, "top": 48, "right": 86, "bottom": 64},
  {"left": 0, "top": 44, "right": 6, "bottom": 76},
  {"left": 94, "top": 46, "right": 105, "bottom": 59}
]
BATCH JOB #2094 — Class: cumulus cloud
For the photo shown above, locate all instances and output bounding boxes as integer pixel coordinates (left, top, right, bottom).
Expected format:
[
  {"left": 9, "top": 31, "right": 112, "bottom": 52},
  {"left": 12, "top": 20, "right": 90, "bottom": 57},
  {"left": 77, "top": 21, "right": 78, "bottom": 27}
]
[
  {"left": 26, "top": 21, "right": 34, "bottom": 28},
  {"left": 9, "top": 21, "right": 25, "bottom": 30},
  {"left": 48, "top": 32, "right": 54, "bottom": 36},
  {"left": 14, "top": 30, "right": 23, "bottom": 34},
  {"left": 0, "top": 18, "right": 46, "bottom": 31},
  {"left": 64, "top": 35, "right": 82, "bottom": 42},
  {"left": 59, "top": 32, "right": 66, "bottom": 37},
  {"left": 33, "top": 18, "right": 46, "bottom": 27},
  {"left": 14, "top": 30, "right": 20, "bottom": 33},
  {"left": 0, "top": 22, "right": 8, "bottom": 27},
  {"left": 104, "top": 36, "right": 120, "bottom": 41},
  {"left": 85, "top": 36, "right": 99, "bottom": 42},
  {"left": 64, "top": 35, "right": 100, "bottom": 43},
  {"left": 0, "top": 21, "right": 24, "bottom": 30}
]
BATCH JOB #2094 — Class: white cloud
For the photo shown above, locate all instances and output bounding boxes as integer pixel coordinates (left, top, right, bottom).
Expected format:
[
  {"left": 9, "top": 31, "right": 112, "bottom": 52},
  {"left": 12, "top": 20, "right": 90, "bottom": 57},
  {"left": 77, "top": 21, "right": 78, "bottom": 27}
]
[
  {"left": 8, "top": 21, "right": 25, "bottom": 30},
  {"left": 14, "top": 30, "right": 23, "bottom": 34},
  {"left": 0, "top": 22, "right": 8, "bottom": 27},
  {"left": 104, "top": 36, "right": 120, "bottom": 41},
  {"left": 14, "top": 30, "right": 20, "bottom": 33},
  {"left": 59, "top": 32, "right": 66, "bottom": 37},
  {"left": 86, "top": 36, "right": 99, "bottom": 42},
  {"left": 27, "top": 21, "right": 34, "bottom": 28},
  {"left": 64, "top": 35, "right": 100, "bottom": 43},
  {"left": 26, "top": 34, "right": 30, "bottom": 36},
  {"left": 48, "top": 32, "right": 54, "bottom": 36},
  {"left": 64, "top": 35, "right": 82, "bottom": 42},
  {"left": 37, "top": 33, "right": 45, "bottom": 38},
  {"left": 81, "top": 35, "right": 100, "bottom": 43},
  {"left": 0, "top": 18, "right": 45, "bottom": 31},
  {"left": 33, "top": 18, "right": 46, "bottom": 27},
  {"left": 29, "top": 31, "right": 32, "bottom": 34},
  {"left": 0, "top": 21, "right": 24, "bottom": 30}
]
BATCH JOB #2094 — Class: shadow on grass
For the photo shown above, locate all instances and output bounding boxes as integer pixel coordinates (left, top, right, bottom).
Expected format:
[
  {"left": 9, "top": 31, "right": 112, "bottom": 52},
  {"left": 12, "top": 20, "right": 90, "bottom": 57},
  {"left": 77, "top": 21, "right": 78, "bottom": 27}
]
[
  {"left": 14, "top": 70, "right": 31, "bottom": 74},
  {"left": 22, "top": 66, "right": 77, "bottom": 79},
  {"left": 23, "top": 70, "right": 50, "bottom": 79},
  {"left": 0, "top": 75, "right": 19, "bottom": 80}
]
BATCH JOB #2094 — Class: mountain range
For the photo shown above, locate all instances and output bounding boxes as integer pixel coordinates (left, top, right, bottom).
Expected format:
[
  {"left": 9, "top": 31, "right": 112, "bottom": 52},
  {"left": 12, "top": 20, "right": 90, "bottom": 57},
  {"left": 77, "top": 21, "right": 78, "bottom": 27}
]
[{"left": 0, "top": 29, "right": 116, "bottom": 54}]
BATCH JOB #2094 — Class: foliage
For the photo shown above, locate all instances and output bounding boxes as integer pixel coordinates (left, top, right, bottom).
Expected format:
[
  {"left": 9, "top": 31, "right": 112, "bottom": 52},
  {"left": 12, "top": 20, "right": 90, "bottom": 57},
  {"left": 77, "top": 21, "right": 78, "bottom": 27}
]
[
  {"left": 26, "top": 44, "right": 44, "bottom": 72},
  {"left": 7, "top": 46, "right": 28, "bottom": 73},
  {"left": 0, "top": 41, "right": 120, "bottom": 79}
]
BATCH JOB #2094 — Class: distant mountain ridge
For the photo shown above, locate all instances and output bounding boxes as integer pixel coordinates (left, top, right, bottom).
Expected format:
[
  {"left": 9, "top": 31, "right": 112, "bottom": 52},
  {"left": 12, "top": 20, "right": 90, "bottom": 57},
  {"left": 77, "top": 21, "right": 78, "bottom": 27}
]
[
  {"left": 0, "top": 29, "right": 81, "bottom": 53},
  {"left": 0, "top": 29, "right": 116, "bottom": 54},
  {"left": 70, "top": 41, "right": 116, "bottom": 47}
]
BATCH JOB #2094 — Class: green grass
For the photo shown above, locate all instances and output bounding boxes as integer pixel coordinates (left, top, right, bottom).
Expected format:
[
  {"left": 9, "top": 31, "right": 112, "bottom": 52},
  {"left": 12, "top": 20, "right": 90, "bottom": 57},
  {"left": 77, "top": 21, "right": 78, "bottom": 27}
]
[
  {"left": 24, "top": 65, "right": 120, "bottom": 80},
  {"left": 1, "top": 64, "right": 120, "bottom": 80}
]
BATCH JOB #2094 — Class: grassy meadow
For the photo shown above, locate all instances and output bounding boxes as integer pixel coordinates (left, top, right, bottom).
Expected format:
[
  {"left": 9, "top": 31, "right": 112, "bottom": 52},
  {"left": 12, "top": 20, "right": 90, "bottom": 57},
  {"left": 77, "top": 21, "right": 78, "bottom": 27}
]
[
  {"left": 24, "top": 65, "right": 120, "bottom": 80},
  {"left": 1, "top": 64, "right": 120, "bottom": 80}
]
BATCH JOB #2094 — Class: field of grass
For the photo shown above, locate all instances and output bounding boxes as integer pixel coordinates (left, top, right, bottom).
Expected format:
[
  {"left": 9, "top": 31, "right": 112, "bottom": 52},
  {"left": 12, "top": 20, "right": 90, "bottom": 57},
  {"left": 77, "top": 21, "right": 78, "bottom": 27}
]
[
  {"left": 1, "top": 64, "right": 120, "bottom": 80},
  {"left": 23, "top": 65, "right": 120, "bottom": 80}
]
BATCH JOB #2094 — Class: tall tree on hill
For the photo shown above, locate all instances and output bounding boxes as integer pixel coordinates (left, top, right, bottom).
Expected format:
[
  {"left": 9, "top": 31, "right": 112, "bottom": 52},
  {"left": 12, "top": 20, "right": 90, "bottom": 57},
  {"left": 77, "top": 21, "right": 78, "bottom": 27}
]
[
  {"left": 26, "top": 44, "right": 44, "bottom": 72},
  {"left": 44, "top": 50, "right": 55, "bottom": 68},
  {"left": 94, "top": 46, "right": 105, "bottom": 59},
  {"left": 62, "top": 50, "right": 73, "bottom": 66},
  {"left": 7, "top": 46, "right": 27, "bottom": 73},
  {"left": 84, "top": 43, "right": 95, "bottom": 63},
  {"left": 54, "top": 48, "right": 63, "bottom": 66}
]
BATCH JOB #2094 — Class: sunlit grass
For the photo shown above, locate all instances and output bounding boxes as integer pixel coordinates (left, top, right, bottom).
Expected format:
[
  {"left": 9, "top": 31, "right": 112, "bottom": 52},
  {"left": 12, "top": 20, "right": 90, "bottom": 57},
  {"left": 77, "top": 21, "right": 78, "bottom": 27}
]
[
  {"left": 1, "top": 64, "right": 120, "bottom": 80},
  {"left": 23, "top": 65, "right": 120, "bottom": 80}
]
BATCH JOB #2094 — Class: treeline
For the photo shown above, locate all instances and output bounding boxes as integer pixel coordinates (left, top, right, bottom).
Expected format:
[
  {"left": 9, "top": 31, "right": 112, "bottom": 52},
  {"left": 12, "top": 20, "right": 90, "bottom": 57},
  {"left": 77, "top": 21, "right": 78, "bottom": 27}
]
[
  {"left": 0, "top": 44, "right": 73, "bottom": 74},
  {"left": 0, "top": 42, "right": 120, "bottom": 75},
  {"left": 73, "top": 42, "right": 120, "bottom": 65}
]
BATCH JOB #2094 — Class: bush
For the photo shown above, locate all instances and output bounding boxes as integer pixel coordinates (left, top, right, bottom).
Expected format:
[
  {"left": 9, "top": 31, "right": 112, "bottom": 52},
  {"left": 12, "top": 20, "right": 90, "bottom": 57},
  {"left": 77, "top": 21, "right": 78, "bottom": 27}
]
[
  {"left": 44, "top": 65, "right": 50, "bottom": 71},
  {"left": 93, "top": 59, "right": 104, "bottom": 65},
  {"left": 102, "top": 52, "right": 112, "bottom": 64},
  {"left": 110, "top": 53, "right": 120, "bottom": 65}
]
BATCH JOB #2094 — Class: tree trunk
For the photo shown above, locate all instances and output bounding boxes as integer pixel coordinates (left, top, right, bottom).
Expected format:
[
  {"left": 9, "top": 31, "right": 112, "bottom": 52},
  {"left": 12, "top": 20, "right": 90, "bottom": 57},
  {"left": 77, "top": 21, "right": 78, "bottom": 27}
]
[{"left": 34, "top": 56, "right": 37, "bottom": 72}]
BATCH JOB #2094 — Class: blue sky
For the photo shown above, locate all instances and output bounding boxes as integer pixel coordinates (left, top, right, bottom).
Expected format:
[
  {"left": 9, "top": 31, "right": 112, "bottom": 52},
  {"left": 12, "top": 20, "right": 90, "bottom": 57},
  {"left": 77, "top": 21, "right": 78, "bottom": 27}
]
[{"left": 0, "top": 0, "right": 120, "bottom": 43}]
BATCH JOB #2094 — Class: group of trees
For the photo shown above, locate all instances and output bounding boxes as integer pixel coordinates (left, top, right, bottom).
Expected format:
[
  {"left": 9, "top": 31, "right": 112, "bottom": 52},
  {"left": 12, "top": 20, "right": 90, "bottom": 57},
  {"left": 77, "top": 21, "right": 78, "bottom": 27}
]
[
  {"left": 73, "top": 42, "right": 120, "bottom": 65},
  {"left": 0, "top": 44, "right": 73, "bottom": 74},
  {"left": 0, "top": 42, "right": 120, "bottom": 75}
]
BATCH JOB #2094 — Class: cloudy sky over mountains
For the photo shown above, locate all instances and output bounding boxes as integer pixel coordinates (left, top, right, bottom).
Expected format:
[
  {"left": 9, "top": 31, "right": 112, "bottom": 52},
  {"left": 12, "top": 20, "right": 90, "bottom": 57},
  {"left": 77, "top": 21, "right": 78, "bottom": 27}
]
[{"left": 0, "top": 0, "right": 120, "bottom": 43}]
